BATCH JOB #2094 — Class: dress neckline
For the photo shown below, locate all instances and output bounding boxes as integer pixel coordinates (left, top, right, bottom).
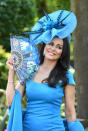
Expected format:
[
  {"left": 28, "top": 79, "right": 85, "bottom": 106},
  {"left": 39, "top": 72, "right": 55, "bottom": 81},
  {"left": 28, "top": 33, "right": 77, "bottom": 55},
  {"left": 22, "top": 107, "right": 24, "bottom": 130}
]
[{"left": 32, "top": 73, "right": 48, "bottom": 85}]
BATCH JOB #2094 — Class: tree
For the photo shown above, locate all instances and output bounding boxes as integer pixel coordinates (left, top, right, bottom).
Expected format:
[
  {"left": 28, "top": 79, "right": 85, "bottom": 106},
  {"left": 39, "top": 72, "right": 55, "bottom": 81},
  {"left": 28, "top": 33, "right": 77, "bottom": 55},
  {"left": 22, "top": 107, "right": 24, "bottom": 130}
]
[{"left": 71, "top": 0, "right": 88, "bottom": 127}]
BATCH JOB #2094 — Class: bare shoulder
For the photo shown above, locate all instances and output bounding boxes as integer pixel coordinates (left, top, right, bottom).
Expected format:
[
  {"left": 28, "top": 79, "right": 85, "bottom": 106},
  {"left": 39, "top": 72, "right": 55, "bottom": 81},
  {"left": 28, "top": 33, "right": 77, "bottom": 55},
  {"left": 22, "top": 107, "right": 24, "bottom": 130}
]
[{"left": 15, "top": 82, "right": 25, "bottom": 98}]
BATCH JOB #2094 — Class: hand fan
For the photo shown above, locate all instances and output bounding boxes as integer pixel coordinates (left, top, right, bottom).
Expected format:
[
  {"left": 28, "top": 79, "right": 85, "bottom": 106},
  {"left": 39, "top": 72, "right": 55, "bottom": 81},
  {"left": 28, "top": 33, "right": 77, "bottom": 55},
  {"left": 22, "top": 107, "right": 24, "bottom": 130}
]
[{"left": 10, "top": 35, "right": 40, "bottom": 85}]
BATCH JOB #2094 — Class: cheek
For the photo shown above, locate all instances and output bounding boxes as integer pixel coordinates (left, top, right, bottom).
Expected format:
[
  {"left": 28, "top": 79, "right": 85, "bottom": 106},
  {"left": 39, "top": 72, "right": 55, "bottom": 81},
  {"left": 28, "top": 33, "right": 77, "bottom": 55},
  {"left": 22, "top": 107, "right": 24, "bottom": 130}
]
[
  {"left": 44, "top": 46, "right": 49, "bottom": 53},
  {"left": 56, "top": 50, "right": 63, "bottom": 56}
]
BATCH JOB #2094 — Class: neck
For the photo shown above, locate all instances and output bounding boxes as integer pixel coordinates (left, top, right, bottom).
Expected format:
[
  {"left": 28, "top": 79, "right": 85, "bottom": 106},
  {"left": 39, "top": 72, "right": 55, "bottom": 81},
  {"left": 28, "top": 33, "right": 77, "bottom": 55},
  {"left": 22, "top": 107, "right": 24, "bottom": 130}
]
[{"left": 39, "top": 58, "right": 57, "bottom": 71}]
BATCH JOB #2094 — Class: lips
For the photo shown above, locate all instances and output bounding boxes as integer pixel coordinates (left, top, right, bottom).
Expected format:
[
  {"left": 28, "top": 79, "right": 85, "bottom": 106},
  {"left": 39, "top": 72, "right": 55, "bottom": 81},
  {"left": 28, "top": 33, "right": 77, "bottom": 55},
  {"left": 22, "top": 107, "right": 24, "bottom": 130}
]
[{"left": 48, "top": 51, "right": 56, "bottom": 56}]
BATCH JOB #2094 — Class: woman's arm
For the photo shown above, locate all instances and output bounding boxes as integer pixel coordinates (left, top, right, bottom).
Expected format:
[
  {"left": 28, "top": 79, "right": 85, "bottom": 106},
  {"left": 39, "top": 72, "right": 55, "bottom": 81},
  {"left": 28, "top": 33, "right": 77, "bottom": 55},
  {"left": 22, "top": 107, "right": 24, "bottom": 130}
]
[
  {"left": 6, "top": 55, "right": 25, "bottom": 107},
  {"left": 64, "top": 84, "right": 76, "bottom": 123}
]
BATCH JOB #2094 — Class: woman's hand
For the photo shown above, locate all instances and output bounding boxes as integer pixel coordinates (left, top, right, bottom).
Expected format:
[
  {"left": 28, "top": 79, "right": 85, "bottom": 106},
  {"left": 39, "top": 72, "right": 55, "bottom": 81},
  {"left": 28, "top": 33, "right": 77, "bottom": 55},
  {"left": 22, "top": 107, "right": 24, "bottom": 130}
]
[{"left": 6, "top": 55, "right": 14, "bottom": 71}]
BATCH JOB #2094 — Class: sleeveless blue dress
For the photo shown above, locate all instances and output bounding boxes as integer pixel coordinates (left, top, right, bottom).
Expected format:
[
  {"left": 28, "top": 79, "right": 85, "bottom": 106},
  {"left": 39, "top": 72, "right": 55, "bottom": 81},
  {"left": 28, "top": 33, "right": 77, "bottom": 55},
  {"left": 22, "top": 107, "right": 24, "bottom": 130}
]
[{"left": 22, "top": 70, "right": 76, "bottom": 131}]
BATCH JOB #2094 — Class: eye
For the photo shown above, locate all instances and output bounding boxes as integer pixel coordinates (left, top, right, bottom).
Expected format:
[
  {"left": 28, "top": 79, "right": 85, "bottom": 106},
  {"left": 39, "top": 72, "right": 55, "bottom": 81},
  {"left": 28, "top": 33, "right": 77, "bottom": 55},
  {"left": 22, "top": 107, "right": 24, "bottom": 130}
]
[
  {"left": 56, "top": 45, "right": 63, "bottom": 49},
  {"left": 48, "top": 42, "right": 53, "bottom": 46}
]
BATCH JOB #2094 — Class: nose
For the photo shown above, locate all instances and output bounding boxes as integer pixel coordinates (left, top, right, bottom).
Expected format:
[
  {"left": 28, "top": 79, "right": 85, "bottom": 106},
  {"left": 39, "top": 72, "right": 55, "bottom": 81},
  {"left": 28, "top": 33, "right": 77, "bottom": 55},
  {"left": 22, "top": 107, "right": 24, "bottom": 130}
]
[{"left": 50, "top": 45, "right": 56, "bottom": 50}]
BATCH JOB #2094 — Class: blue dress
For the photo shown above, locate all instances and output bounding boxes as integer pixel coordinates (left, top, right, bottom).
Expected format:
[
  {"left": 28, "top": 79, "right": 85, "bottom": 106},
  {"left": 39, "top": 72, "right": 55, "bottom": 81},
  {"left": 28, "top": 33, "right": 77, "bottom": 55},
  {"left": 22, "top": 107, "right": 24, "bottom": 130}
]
[{"left": 22, "top": 70, "right": 76, "bottom": 131}]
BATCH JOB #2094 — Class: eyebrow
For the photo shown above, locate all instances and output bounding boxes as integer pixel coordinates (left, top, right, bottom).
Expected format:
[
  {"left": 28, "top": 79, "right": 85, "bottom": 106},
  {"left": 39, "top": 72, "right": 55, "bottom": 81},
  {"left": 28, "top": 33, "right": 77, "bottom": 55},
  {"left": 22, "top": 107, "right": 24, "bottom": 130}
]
[
  {"left": 51, "top": 42, "right": 63, "bottom": 47},
  {"left": 56, "top": 44, "right": 63, "bottom": 47}
]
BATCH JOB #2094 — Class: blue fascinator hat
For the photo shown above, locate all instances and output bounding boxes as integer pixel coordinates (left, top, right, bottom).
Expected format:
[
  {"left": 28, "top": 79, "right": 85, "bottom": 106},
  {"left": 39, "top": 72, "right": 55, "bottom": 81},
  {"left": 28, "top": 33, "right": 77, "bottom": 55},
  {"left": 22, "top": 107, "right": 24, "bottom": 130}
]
[{"left": 25, "top": 9, "right": 77, "bottom": 44}]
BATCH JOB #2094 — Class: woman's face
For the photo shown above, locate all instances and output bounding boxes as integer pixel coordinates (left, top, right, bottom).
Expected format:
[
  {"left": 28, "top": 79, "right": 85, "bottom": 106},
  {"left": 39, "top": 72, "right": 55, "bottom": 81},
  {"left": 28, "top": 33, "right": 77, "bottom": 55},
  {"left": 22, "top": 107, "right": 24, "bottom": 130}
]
[{"left": 44, "top": 37, "right": 63, "bottom": 61}]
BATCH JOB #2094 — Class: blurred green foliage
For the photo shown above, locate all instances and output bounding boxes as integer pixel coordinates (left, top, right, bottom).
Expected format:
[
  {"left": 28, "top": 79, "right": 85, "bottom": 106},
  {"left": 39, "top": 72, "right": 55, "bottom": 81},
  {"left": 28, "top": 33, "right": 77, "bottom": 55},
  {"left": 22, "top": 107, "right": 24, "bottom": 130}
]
[
  {"left": 0, "top": 0, "right": 37, "bottom": 51},
  {"left": 0, "top": 90, "right": 7, "bottom": 131},
  {"left": 0, "top": 46, "right": 9, "bottom": 130},
  {"left": 0, "top": 45, "right": 10, "bottom": 89},
  {"left": 36, "top": 0, "right": 70, "bottom": 18},
  {"left": 70, "top": 41, "right": 74, "bottom": 60}
]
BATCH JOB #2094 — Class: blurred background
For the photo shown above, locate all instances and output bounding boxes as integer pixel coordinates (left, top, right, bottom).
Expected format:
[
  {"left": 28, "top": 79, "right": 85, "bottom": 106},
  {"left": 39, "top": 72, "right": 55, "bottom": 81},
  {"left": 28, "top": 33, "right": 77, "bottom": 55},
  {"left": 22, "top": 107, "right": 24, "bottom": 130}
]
[{"left": 0, "top": 0, "right": 88, "bottom": 130}]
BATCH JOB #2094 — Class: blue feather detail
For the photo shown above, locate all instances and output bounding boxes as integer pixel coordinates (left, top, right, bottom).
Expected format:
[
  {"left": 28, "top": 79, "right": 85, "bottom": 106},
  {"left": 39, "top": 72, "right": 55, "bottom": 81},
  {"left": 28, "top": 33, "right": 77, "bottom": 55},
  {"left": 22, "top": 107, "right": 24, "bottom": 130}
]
[
  {"left": 59, "top": 12, "right": 71, "bottom": 25},
  {"left": 42, "top": 9, "right": 52, "bottom": 21},
  {"left": 57, "top": 9, "right": 65, "bottom": 23}
]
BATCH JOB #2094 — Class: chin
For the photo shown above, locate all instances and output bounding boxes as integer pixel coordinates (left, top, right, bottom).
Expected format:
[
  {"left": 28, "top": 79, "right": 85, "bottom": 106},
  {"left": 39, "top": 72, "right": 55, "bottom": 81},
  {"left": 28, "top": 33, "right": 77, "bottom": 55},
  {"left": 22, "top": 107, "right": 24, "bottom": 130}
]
[{"left": 45, "top": 55, "right": 59, "bottom": 61}]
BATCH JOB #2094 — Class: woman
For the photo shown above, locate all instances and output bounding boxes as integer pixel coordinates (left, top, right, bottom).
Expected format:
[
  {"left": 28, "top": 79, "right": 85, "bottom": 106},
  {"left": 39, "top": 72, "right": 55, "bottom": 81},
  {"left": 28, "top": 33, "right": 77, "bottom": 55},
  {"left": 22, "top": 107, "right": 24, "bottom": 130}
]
[{"left": 6, "top": 10, "right": 84, "bottom": 131}]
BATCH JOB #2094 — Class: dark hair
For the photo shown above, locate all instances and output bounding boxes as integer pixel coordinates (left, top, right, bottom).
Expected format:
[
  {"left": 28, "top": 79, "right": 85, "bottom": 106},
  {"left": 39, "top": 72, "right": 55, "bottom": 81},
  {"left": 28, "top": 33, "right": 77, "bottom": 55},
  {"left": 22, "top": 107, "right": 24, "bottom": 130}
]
[{"left": 39, "top": 37, "right": 70, "bottom": 88}]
